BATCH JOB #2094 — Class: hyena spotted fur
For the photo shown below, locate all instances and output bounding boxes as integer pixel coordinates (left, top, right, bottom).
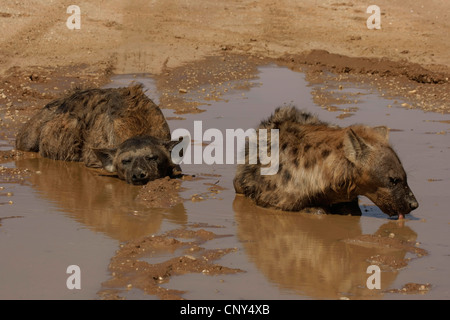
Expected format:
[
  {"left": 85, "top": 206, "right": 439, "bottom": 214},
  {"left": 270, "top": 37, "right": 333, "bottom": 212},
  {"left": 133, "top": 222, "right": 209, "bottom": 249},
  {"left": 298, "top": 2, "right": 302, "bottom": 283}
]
[
  {"left": 233, "top": 106, "right": 418, "bottom": 218},
  {"left": 16, "top": 84, "right": 181, "bottom": 185}
]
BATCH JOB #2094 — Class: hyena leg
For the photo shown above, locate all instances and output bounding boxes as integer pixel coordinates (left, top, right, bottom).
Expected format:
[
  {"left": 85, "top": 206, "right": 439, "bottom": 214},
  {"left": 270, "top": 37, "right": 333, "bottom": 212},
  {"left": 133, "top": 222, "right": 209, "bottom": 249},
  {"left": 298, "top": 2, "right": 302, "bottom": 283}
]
[{"left": 329, "top": 198, "right": 362, "bottom": 216}]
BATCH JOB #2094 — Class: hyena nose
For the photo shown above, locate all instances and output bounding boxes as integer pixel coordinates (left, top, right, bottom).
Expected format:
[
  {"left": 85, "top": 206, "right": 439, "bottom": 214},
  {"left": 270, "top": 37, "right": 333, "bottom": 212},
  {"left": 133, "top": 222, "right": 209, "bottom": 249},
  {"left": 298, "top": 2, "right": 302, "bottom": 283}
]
[
  {"left": 409, "top": 200, "right": 419, "bottom": 210},
  {"left": 408, "top": 192, "right": 419, "bottom": 211},
  {"left": 132, "top": 170, "right": 148, "bottom": 183}
]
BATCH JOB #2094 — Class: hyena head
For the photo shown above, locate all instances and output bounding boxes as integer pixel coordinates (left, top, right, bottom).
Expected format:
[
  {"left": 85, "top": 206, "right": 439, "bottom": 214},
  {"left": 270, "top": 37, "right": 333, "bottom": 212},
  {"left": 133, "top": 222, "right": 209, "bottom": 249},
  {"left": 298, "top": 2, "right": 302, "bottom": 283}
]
[
  {"left": 93, "top": 135, "right": 182, "bottom": 185},
  {"left": 344, "top": 126, "right": 418, "bottom": 218}
]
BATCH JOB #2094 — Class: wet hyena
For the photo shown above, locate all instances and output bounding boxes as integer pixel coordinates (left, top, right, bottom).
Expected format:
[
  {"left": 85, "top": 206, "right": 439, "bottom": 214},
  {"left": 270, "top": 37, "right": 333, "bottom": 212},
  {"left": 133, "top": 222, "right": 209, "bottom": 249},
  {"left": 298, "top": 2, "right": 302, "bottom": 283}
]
[
  {"left": 233, "top": 106, "right": 419, "bottom": 219},
  {"left": 16, "top": 84, "right": 181, "bottom": 184},
  {"left": 93, "top": 135, "right": 182, "bottom": 185}
]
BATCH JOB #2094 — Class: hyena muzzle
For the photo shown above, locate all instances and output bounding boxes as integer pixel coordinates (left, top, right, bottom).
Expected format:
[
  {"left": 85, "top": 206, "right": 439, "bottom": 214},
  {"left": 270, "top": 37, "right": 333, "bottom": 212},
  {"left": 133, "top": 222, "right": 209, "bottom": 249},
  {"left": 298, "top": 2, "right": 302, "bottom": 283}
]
[
  {"left": 15, "top": 84, "right": 182, "bottom": 184},
  {"left": 233, "top": 106, "right": 419, "bottom": 219}
]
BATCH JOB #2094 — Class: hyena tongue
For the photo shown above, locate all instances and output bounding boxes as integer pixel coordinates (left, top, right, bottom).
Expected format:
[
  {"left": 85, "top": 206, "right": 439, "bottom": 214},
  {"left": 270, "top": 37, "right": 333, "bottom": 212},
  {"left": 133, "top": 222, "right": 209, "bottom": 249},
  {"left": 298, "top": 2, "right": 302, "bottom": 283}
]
[{"left": 398, "top": 213, "right": 405, "bottom": 220}]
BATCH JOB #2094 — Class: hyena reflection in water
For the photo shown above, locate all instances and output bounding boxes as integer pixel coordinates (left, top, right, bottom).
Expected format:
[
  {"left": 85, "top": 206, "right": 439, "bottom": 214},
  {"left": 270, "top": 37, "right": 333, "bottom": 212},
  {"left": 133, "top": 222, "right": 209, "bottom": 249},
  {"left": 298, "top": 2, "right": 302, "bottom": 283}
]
[
  {"left": 234, "top": 106, "right": 419, "bottom": 219},
  {"left": 16, "top": 84, "right": 182, "bottom": 185}
]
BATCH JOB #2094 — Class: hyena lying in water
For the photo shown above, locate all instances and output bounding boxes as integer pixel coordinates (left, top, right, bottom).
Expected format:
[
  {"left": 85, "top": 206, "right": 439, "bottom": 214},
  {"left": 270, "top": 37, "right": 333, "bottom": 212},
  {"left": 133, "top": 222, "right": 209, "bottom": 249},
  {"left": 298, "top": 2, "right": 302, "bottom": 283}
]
[
  {"left": 233, "top": 106, "right": 419, "bottom": 219},
  {"left": 15, "top": 84, "right": 181, "bottom": 185}
]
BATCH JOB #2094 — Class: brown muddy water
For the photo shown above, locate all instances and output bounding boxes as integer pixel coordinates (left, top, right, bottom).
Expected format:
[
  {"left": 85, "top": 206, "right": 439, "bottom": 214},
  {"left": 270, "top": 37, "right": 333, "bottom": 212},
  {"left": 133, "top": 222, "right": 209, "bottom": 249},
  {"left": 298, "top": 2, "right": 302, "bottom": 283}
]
[{"left": 1, "top": 65, "right": 449, "bottom": 299}]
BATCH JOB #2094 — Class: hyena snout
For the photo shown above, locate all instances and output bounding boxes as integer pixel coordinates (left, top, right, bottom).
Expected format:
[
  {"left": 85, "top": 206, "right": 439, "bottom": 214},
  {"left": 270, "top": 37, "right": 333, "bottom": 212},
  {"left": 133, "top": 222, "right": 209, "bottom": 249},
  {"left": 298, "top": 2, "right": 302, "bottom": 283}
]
[
  {"left": 372, "top": 184, "right": 419, "bottom": 218},
  {"left": 130, "top": 167, "right": 150, "bottom": 185},
  {"left": 124, "top": 156, "right": 161, "bottom": 185},
  {"left": 406, "top": 190, "right": 419, "bottom": 211},
  {"left": 397, "top": 185, "right": 419, "bottom": 215}
]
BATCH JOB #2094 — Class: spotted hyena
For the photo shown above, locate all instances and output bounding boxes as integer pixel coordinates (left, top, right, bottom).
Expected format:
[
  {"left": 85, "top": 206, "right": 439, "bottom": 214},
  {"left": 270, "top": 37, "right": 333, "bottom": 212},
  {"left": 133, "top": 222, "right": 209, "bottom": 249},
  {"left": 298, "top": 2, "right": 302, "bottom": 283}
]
[
  {"left": 233, "top": 106, "right": 419, "bottom": 219},
  {"left": 16, "top": 84, "right": 181, "bottom": 184}
]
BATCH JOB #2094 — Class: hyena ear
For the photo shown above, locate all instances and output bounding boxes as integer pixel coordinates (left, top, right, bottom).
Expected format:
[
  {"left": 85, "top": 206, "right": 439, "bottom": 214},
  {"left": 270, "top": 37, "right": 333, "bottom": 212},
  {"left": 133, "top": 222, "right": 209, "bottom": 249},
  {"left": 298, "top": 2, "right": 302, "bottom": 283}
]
[
  {"left": 343, "top": 128, "right": 371, "bottom": 164},
  {"left": 92, "top": 148, "right": 117, "bottom": 173},
  {"left": 164, "top": 136, "right": 190, "bottom": 165},
  {"left": 161, "top": 136, "right": 185, "bottom": 151},
  {"left": 372, "top": 126, "right": 389, "bottom": 142}
]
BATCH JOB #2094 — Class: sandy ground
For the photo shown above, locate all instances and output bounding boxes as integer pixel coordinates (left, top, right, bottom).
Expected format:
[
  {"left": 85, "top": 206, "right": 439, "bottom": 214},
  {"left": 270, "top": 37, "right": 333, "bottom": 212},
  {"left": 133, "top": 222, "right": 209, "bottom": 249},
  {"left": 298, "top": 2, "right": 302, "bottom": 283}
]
[
  {"left": 1, "top": 0, "right": 450, "bottom": 75},
  {"left": 0, "top": 0, "right": 449, "bottom": 137},
  {"left": 0, "top": 0, "right": 449, "bottom": 300}
]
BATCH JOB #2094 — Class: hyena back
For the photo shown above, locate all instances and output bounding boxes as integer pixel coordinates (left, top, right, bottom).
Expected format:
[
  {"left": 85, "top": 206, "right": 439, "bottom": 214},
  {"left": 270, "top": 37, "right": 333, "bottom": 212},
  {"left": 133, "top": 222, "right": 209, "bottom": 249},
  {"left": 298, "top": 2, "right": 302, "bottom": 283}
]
[
  {"left": 15, "top": 84, "right": 181, "bottom": 184},
  {"left": 233, "top": 106, "right": 418, "bottom": 219},
  {"left": 16, "top": 84, "right": 170, "bottom": 167}
]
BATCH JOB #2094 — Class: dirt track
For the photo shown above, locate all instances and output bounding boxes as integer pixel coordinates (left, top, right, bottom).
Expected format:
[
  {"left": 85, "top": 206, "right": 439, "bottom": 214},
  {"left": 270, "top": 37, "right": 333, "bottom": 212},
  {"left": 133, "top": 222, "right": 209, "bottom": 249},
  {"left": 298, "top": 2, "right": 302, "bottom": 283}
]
[
  {"left": 1, "top": 0, "right": 450, "bottom": 74},
  {"left": 0, "top": 0, "right": 449, "bottom": 133}
]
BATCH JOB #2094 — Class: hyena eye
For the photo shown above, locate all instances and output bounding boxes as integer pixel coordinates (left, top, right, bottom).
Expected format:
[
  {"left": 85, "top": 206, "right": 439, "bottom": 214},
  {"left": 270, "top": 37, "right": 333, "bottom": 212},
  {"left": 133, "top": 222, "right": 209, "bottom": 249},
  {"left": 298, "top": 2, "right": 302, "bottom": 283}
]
[
  {"left": 121, "top": 159, "right": 132, "bottom": 165},
  {"left": 145, "top": 155, "right": 158, "bottom": 161},
  {"left": 389, "top": 177, "right": 401, "bottom": 186}
]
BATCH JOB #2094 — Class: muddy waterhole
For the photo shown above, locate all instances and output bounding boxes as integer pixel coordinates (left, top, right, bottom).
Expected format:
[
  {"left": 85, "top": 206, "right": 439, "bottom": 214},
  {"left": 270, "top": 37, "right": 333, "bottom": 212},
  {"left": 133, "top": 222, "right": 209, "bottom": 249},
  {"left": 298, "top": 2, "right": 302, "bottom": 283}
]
[{"left": 0, "top": 65, "right": 449, "bottom": 299}]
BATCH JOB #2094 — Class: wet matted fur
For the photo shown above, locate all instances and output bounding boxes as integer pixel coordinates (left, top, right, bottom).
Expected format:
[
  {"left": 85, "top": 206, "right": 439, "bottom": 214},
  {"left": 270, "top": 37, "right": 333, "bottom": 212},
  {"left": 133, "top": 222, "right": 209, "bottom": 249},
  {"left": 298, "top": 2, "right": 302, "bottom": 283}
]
[
  {"left": 233, "top": 106, "right": 418, "bottom": 218},
  {"left": 16, "top": 84, "right": 171, "bottom": 168}
]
